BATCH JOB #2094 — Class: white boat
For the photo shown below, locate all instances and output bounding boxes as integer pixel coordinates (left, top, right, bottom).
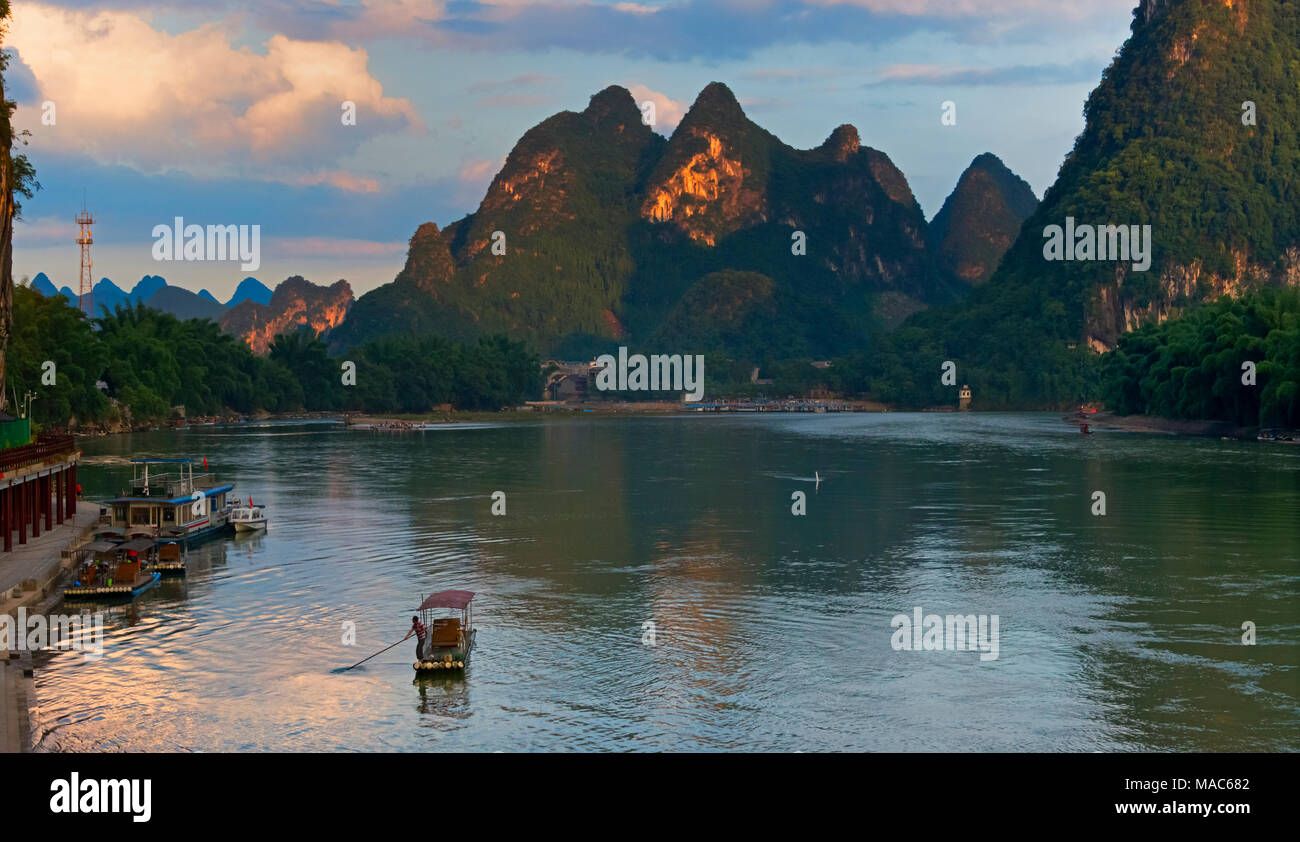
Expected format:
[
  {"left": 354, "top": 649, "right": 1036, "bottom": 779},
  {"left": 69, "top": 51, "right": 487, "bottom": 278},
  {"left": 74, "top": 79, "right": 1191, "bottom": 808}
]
[{"left": 230, "top": 502, "right": 268, "bottom": 532}]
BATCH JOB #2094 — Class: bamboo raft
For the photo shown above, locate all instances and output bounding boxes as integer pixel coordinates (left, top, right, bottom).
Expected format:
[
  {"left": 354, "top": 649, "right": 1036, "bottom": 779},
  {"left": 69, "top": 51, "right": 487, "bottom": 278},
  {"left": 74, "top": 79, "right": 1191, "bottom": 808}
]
[{"left": 411, "top": 590, "right": 476, "bottom": 675}]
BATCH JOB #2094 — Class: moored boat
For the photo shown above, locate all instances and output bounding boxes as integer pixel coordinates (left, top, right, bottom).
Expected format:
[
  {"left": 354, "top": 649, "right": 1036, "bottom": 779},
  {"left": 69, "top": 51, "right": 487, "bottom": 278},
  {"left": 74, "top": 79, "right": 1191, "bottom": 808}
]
[
  {"left": 413, "top": 590, "right": 476, "bottom": 674},
  {"left": 96, "top": 458, "right": 234, "bottom": 543},
  {"left": 230, "top": 499, "right": 268, "bottom": 532},
  {"left": 64, "top": 538, "right": 162, "bottom": 603}
]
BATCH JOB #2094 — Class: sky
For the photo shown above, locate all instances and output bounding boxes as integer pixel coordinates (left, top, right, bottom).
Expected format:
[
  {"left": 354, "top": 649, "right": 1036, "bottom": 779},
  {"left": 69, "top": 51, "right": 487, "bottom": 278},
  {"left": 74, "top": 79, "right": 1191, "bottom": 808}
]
[{"left": 5, "top": 0, "right": 1140, "bottom": 301}]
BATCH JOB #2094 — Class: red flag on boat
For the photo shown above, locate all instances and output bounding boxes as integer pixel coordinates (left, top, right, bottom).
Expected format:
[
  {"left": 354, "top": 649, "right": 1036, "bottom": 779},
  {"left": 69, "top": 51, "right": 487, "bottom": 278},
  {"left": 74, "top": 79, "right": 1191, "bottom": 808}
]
[{"left": 203, "top": 457, "right": 208, "bottom": 470}]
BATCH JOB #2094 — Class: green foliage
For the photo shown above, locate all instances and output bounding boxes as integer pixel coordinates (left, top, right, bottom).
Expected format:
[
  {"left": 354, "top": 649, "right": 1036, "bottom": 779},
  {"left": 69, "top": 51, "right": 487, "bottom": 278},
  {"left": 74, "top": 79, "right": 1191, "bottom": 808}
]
[
  {"left": 1101, "top": 287, "right": 1300, "bottom": 427},
  {"left": 891, "top": 0, "right": 1300, "bottom": 408},
  {"left": 7, "top": 287, "right": 109, "bottom": 424},
  {"left": 345, "top": 334, "right": 540, "bottom": 413},
  {"left": 6, "top": 290, "right": 543, "bottom": 426}
]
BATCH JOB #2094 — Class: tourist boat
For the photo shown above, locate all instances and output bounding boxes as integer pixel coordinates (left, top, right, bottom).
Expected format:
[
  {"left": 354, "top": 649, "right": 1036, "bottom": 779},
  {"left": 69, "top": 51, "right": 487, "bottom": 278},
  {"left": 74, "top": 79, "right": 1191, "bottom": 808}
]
[
  {"left": 64, "top": 538, "right": 161, "bottom": 603},
  {"left": 413, "top": 590, "right": 476, "bottom": 673},
  {"left": 230, "top": 499, "right": 268, "bottom": 532},
  {"left": 96, "top": 458, "right": 234, "bottom": 543},
  {"left": 1257, "top": 428, "right": 1299, "bottom": 443}
]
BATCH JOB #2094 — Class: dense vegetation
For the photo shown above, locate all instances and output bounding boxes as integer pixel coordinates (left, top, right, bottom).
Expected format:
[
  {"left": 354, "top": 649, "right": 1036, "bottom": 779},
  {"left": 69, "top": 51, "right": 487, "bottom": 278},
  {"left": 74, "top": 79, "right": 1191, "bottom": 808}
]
[
  {"left": 4, "top": 287, "right": 541, "bottom": 427},
  {"left": 1101, "top": 288, "right": 1300, "bottom": 427},
  {"left": 1, "top": 0, "right": 42, "bottom": 413},
  {"left": 888, "top": 0, "right": 1300, "bottom": 409}
]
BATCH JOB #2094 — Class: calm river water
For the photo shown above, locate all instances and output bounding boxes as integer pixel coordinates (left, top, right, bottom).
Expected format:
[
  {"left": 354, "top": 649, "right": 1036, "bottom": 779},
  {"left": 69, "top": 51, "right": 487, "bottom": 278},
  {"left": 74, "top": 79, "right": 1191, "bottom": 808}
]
[{"left": 29, "top": 413, "right": 1300, "bottom": 751}]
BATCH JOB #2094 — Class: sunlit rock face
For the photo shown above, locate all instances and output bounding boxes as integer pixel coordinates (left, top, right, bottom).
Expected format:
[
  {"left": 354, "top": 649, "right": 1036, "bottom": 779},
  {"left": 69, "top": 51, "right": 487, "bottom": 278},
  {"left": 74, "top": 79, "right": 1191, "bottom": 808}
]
[
  {"left": 334, "top": 81, "right": 957, "bottom": 357},
  {"left": 220, "top": 276, "right": 353, "bottom": 355}
]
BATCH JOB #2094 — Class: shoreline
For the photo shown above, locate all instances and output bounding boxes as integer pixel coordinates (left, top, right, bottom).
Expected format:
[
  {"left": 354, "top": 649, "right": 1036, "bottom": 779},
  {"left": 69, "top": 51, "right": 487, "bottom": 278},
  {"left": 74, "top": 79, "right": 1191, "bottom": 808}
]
[
  {"left": 1080, "top": 412, "right": 1249, "bottom": 438},
  {"left": 62, "top": 406, "right": 1264, "bottom": 441},
  {"left": 0, "top": 502, "right": 98, "bottom": 753}
]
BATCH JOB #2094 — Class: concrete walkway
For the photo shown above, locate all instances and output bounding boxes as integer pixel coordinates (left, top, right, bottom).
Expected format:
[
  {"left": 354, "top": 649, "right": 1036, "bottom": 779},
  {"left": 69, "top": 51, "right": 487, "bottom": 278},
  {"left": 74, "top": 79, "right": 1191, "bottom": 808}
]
[
  {"left": 0, "top": 502, "right": 99, "bottom": 601},
  {"left": 0, "top": 658, "right": 30, "bottom": 752},
  {"left": 0, "top": 502, "right": 98, "bottom": 752}
]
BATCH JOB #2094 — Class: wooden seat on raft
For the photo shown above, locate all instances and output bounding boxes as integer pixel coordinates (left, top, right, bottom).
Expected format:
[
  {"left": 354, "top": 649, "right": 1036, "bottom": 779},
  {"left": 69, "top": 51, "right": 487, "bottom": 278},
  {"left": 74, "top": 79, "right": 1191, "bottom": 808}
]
[{"left": 428, "top": 618, "right": 462, "bottom": 648}]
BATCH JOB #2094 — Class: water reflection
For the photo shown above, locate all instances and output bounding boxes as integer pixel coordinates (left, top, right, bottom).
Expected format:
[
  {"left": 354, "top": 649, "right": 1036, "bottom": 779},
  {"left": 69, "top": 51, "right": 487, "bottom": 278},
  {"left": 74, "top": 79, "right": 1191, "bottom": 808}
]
[{"left": 28, "top": 415, "right": 1300, "bottom": 751}]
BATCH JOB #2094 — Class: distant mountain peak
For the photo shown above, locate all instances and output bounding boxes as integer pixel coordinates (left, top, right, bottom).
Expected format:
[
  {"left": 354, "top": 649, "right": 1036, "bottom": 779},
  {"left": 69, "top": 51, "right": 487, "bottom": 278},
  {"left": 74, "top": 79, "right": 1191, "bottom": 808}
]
[
  {"left": 583, "top": 85, "right": 643, "bottom": 127},
  {"left": 226, "top": 277, "right": 273, "bottom": 307},
  {"left": 690, "top": 82, "right": 743, "bottom": 117},
  {"left": 30, "top": 272, "right": 58, "bottom": 297},
  {"left": 930, "top": 152, "right": 1039, "bottom": 287},
  {"left": 820, "top": 124, "right": 861, "bottom": 162},
  {"left": 132, "top": 275, "right": 168, "bottom": 300}
]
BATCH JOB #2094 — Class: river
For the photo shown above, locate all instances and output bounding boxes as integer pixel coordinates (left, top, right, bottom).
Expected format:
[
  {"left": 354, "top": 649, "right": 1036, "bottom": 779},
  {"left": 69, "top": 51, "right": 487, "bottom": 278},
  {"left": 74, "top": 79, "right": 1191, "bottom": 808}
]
[{"left": 29, "top": 413, "right": 1300, "bottom": 751}]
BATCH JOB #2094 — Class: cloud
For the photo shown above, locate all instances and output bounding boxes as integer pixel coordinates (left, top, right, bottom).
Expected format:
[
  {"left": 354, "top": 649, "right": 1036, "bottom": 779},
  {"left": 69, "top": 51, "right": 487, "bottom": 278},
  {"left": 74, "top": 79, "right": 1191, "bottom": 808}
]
[
  {"left": 476, "top": 93, "right": 553, "bottom": 107},
  {"left": 742, "top": 67, "right": 843, "bottom": 83},
  {"left": 458, "top": 158, "right": 504, "bottom": 184},
  {"left": 870, "top": 58, "right": 1105, "bottom": 87},
  {"left": 467, "top": 72, "right": 554, "bottom": 93},
  {"left": 14, "top": 214, "right": 76, "bottom": 246},
  {"left": 274, "top": 237, "right": 408, "bottom": 258},
  {"left": 51, "top": 0, "right": 1137, "bottom": 61},
  {"left": 626, "top": 84, "right": 685, "bottom": 133},
  {"left": 10, "top": 4, "right": 423, "bottom": 182},
  {"left": 293, "top": 171, "right": 383, "bottom": 193},
  {"left": 806, "top": 0, "right": 1130, "bottom": 17}
]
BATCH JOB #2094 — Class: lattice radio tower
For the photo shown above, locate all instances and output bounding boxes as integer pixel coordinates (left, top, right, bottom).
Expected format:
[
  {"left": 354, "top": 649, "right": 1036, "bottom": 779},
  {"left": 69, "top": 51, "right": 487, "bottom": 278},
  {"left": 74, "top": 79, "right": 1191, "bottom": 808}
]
[{"left": 75, "top": 204, "right": 95, "bottom": 317}]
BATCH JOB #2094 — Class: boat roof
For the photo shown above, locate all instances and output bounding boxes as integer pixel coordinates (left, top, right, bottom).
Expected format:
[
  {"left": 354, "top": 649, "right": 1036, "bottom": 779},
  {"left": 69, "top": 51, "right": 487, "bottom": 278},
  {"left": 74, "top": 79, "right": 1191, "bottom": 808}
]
[
  {"left": 118, "top": 538, "right": 157, "bottom": 552},
  {"left": 131, "top": 458, "right": 196, "bottom": 464},
  {"left": 418, "top": 590, "right": 475, "bottom": 610},
  {"left": 84, "top": 540, "right": 120, "bottom": 553},
  {"left": 104, "top": 484, "right": 234, "bottom": 504}
]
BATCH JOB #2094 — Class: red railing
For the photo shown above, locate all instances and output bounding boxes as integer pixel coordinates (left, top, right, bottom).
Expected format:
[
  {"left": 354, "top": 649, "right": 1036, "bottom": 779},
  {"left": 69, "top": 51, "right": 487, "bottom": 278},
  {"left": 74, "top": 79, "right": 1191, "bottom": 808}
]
[{"left": 0, "top": 432, "right": 77, "bottom": 474}]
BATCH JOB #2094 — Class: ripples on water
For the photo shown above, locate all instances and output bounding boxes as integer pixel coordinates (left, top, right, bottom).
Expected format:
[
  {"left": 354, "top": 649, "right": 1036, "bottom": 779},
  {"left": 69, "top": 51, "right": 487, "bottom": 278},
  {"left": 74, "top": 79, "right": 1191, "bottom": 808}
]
[{"left": 30, "top": 414, "right": 1300, "bottom": 751}]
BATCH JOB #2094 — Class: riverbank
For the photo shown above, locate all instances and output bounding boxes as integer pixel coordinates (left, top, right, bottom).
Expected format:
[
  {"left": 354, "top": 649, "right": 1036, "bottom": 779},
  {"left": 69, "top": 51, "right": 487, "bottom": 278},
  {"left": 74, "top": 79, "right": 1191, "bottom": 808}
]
[
  {"left": 66, "top": 405, "right": 1268, "bottom": 441},
  {"left": 0, "top": 656, "right": 32, "bottom": 752},
  {"left": 0, "top": 501, "right": 97, "bottom": 753},
  {"left": 1082, "top": 412, "right": 1249, "bottom": 438},
  {"left": 344, "top": 402, "right": 687, "bottom": 427}
]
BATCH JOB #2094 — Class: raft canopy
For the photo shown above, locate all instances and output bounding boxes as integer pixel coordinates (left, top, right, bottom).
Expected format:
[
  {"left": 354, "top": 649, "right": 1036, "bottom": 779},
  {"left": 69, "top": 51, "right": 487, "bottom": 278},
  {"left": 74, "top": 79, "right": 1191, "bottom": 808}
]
[
  {"left": 419, "top": 590, "right": 475, "bottom": 610},
  {"left": 84, "top": 541, "right": 121, "bottom": 553},
  {"left": 118, "top": 538, "right": 157, "bottom": 552}
]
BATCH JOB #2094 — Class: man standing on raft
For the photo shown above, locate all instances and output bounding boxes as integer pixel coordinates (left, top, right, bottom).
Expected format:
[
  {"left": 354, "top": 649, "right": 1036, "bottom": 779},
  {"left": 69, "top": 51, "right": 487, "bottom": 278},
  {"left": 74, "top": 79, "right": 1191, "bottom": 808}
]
[{"left": 403, "top": 615, "right": 427, "bottom": 662}]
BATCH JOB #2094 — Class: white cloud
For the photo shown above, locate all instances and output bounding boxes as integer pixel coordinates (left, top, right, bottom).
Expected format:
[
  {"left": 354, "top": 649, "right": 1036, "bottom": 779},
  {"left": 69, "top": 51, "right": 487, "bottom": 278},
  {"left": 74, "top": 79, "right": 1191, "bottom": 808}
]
[
  {"left": 626, "top": 84, "right": 685, "bottom": 134},
  {"left": 10, "top": 4, "right": 423, "bottom": 181},
  {"left": 805, "top": 0, "right": 1133, "bottom": 17},
  {"left": 13, "top": 214, "right": 76, "bottom": 247}
]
